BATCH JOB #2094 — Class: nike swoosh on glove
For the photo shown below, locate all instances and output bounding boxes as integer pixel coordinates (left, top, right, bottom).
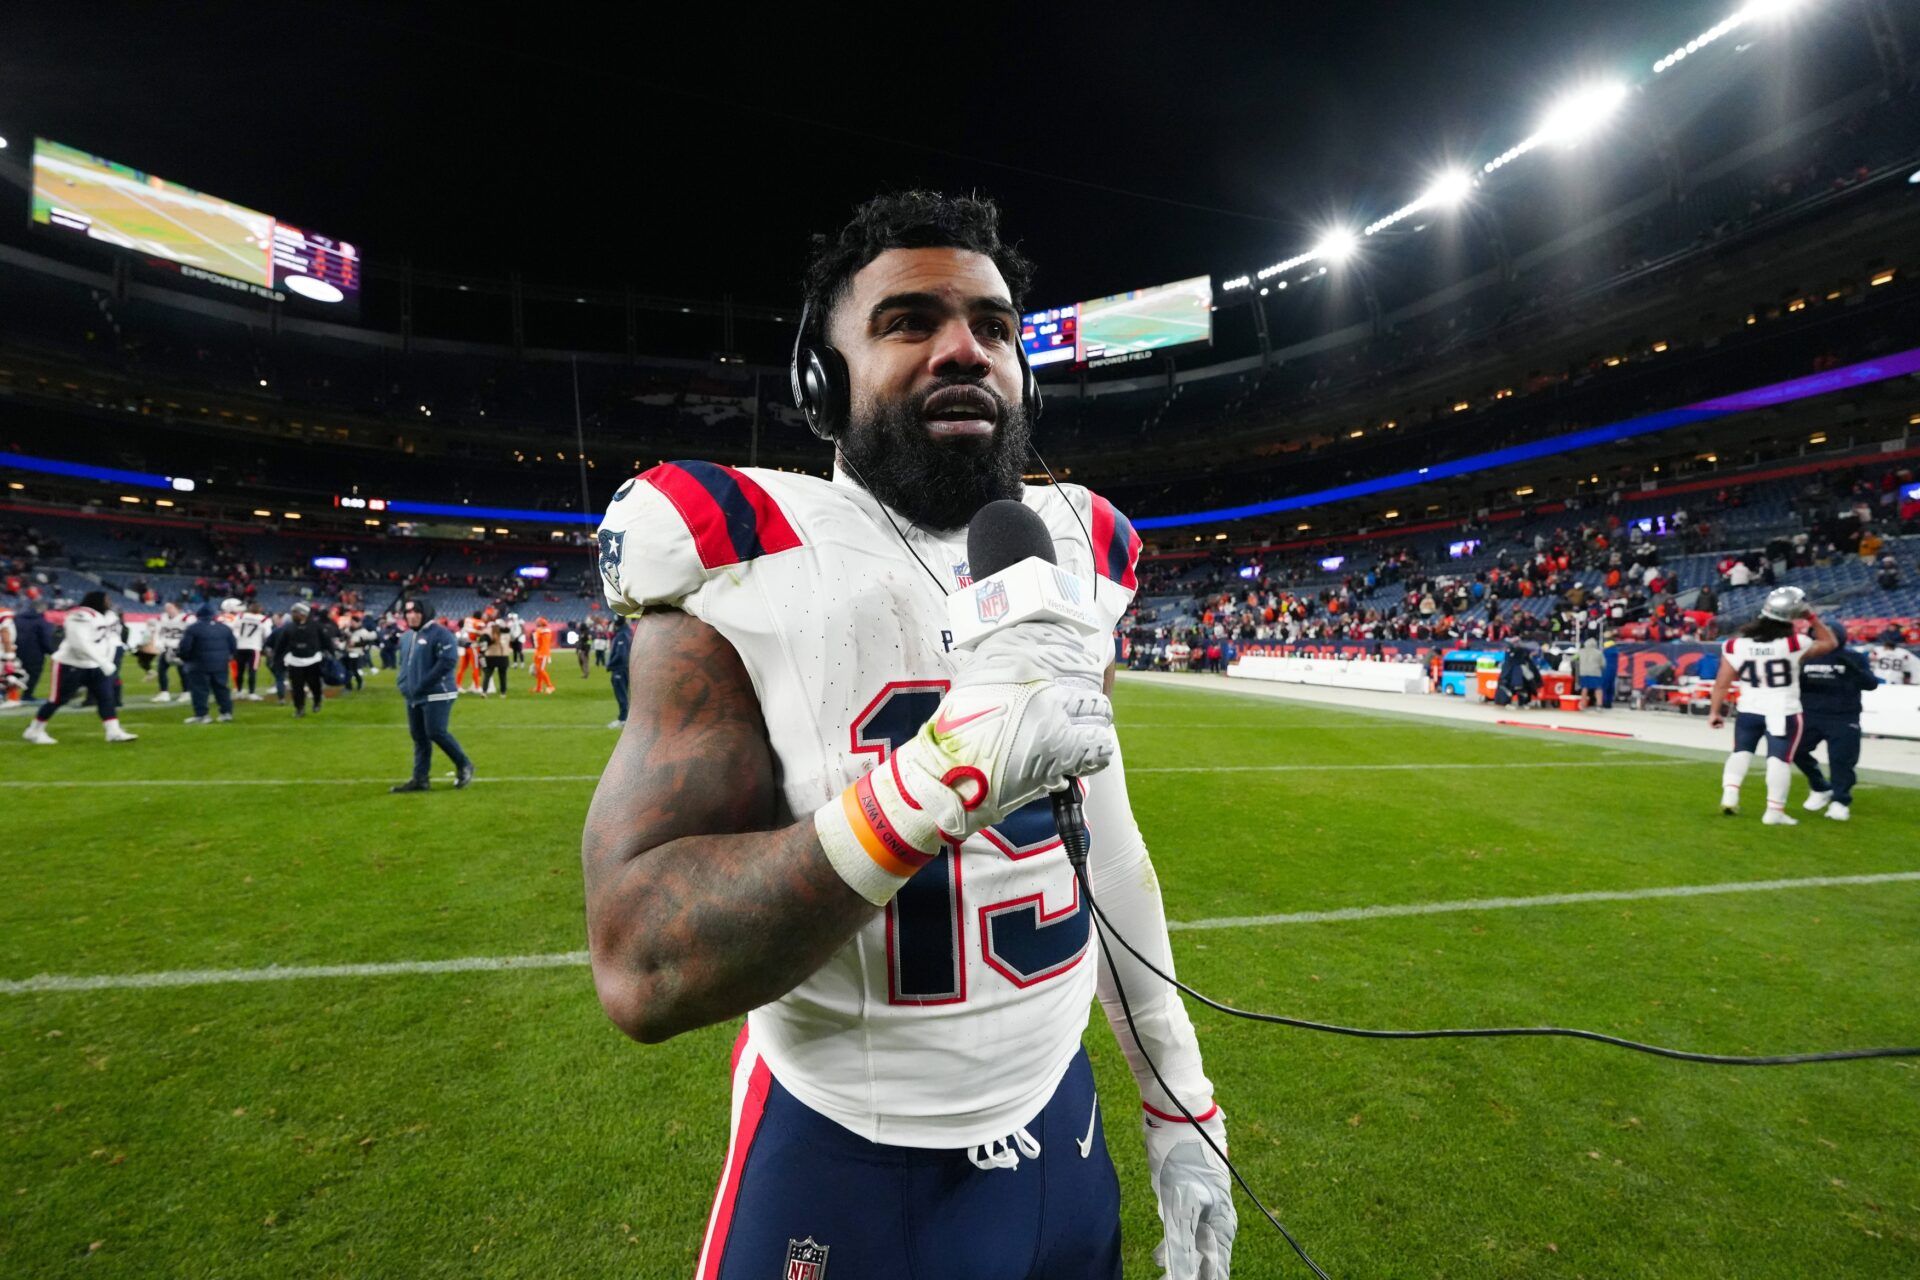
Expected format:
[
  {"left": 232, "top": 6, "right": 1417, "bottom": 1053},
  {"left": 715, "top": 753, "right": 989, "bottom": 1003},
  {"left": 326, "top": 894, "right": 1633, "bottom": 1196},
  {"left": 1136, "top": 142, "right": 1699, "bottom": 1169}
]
[
  {"left": 814, "top": 620, "right": 1116, "bottom": 906},
  {"left": 1145, "top": 1106, "right": 1237, "bottom": 1280}
]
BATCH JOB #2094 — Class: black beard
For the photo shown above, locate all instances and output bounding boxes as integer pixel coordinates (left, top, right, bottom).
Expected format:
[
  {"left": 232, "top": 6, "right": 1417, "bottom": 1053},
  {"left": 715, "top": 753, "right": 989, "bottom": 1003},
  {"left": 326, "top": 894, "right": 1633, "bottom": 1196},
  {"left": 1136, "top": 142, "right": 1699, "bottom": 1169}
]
[{"left": 839, "top": 381, "right": 1030, "bottom": 532}]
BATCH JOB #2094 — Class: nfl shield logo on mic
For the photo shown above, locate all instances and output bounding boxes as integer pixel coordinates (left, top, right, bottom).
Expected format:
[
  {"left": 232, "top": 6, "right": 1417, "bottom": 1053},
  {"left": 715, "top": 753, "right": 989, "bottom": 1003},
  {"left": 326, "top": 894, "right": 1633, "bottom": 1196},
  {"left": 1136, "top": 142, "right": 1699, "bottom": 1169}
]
[
  {"left": 975, "top": 579, "right": 1010, "bottom": 624},
  {"left": 783, "top": 1237, "right": 829, "bottom": 1279}
]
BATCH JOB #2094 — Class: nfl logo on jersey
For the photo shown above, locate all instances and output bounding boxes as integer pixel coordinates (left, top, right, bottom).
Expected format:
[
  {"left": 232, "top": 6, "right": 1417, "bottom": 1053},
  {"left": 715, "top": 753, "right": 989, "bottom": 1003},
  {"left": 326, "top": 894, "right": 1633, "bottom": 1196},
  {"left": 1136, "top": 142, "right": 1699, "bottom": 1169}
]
[
  {"left": 975, "top": 579, "right": 1010, "bottom": 624},
  {"left": 783, "top": 1237, "right": 829, "bottom": 1279}
]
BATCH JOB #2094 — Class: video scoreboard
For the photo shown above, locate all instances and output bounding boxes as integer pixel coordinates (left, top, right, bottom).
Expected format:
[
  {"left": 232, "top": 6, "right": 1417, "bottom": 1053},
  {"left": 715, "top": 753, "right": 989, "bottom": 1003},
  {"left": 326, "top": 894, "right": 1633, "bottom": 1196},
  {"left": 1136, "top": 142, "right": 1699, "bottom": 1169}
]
[
  {"left": 1021, "top": 274, "right": 1214, "bottom": 370},
  {"left": 30, "top": 137, "right": 360, "bottom": 312}
]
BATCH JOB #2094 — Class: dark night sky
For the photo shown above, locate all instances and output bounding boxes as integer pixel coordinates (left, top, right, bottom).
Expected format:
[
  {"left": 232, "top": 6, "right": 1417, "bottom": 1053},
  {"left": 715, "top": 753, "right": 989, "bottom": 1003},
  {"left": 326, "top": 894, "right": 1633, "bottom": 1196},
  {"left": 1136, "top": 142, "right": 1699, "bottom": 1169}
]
[{"left": 0, "top": 2, "right": 1787, "bottom": 307}]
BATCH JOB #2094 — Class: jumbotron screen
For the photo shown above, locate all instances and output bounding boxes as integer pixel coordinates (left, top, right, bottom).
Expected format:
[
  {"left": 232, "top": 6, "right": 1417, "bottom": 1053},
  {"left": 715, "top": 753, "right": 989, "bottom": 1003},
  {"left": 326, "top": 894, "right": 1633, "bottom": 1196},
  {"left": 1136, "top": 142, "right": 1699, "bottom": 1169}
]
[
  {"left": 1021, "top": 273, "right": 1214, "bottom": 368},
  {"left": 30, "top": 138, "right": 360, "bottom": 307}
]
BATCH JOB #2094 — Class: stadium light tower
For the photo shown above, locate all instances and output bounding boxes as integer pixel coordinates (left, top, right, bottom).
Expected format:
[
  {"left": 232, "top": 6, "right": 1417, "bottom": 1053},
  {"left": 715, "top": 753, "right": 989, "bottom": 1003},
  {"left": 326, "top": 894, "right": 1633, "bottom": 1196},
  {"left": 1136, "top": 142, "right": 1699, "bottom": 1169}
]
[
  {"left": 1742, "top": 0, "right": 1811, "bottom": 20},
  {"left": 1423, "top": 169, "right": 1474, "bottom": 210},
  {"left": 1535, "top": 81, "right": 1631, "bottom": 148},
  {"left": 1315, "top": 228, "right": 1359, "bottom": 265}
]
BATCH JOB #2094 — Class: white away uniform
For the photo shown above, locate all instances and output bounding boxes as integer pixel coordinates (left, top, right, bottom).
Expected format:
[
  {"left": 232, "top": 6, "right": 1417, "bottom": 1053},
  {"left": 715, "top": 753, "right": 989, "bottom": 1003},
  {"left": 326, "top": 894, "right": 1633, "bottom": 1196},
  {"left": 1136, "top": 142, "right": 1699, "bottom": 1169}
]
[
  {"left": 1721, "top": 632, "right": 1812, "bottom": 815},
  {"left": 1868, "top": 644, "right": 1920, "bottom": 685},
  {"left": 597, "top": 461, "right": 1212, "bottom": 1149}
]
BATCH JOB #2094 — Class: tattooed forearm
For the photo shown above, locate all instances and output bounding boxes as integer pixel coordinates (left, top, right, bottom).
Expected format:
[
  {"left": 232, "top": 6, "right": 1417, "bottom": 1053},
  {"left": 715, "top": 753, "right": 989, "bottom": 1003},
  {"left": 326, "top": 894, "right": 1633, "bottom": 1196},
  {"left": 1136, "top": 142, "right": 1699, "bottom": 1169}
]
[{"left": 581, "top": 609, "right": 877, "bottom": 1044}]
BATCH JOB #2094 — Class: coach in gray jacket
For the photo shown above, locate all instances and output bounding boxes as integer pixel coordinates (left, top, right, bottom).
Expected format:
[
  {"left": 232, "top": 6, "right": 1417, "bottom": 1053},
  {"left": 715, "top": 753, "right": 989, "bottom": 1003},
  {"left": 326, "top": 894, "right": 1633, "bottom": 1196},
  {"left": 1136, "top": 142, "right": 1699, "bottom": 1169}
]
[{"left": 391, "top": 599, "right": 474, "bottom": 793}]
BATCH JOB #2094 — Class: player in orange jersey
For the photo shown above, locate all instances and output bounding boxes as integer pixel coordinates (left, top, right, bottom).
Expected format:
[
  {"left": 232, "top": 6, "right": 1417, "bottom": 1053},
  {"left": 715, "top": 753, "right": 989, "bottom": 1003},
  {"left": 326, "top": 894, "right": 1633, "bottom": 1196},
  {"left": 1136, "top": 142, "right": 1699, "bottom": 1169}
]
[
  {"left": 531, "top": 616, "right": 556, "bottom": 693},
  {"left": 456, "top": 612, "right": 489, "bottom": 694}
]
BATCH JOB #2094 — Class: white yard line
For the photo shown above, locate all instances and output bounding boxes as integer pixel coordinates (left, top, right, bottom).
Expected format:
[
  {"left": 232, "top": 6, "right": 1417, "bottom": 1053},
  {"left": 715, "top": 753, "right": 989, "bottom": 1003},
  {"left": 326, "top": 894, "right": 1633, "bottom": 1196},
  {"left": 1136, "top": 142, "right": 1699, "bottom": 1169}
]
[
  {"left": 1167, "top": 871, "right": 1920, "bottom": 931},
  {"left": 7, "top": 872, "right": 1913, "bottom": 996},
  {"left": 0, "top": 722, "right": 617, "bottom": 734},
  {"left": 0, "top": 775, "right": 602, "bottom": 788},
  {"left": 0, "top": 952, "right": 590, "bottom": 995},
  {"left": 1129, "top": 760, "right": 1685, "bottom": 774},
  {"left": 0, "top": 759, "right": 1670, "bottom": 786}
]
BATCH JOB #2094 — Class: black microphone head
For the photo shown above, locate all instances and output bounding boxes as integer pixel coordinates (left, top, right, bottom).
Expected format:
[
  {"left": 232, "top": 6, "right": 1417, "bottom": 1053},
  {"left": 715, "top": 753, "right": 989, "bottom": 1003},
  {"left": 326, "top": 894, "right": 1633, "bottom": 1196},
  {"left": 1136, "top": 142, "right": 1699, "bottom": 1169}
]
[{"left": 968, "top": 499, "right": 1057, "bottom": 579}]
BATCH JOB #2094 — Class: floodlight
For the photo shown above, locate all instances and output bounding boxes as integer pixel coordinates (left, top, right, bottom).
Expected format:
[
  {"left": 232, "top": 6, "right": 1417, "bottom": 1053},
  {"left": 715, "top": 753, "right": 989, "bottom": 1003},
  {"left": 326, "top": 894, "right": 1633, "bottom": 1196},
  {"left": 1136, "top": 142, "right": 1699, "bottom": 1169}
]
[
  {"left": 0, "top": 136, "right": 8, "bottom": 150},
  {"left": 1314, "top": 229, "right": 1358, "bottom": 264},
  {"left": 1908, "top": 167, "right": 1920, "bottom": 185},
  {"left": 1534, "top": 82, "right": 1630, "bottom": 148},
  {"left": 1423, "top": 169, "right": 1473, "bottom": 209}
]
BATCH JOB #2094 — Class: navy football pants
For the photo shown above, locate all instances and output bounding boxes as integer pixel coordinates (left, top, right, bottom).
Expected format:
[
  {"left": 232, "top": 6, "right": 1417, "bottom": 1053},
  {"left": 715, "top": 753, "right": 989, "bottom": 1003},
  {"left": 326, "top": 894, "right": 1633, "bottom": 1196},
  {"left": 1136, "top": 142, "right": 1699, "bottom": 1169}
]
[
  {"left": 1794, "top": 713, "right": 1862, "bottom": 805},
  {"left": 1732, "top": 710, "right": 1803, "bottom": 761},
  {"left": 35, "top": 662, "right": 116, "bottom": 722},
  {"left": 700, "top": 1033, "right": 1122, "bottom": 1280}
]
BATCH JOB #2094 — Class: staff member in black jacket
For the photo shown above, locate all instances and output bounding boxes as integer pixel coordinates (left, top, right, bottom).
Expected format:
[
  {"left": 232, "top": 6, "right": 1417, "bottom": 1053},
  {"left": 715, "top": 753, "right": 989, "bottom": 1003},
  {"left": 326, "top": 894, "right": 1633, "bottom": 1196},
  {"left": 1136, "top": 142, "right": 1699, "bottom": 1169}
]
[
  {"left": 13, "top": 602, "right": 55, "bottom": 701},
  {"left": 272, "top": 602, "right": 334, "bottom": 718},
  {"left": 1794, "top": 621, "right": 1879, "bottom": 824},
  {"left": 176, "top": 601, "right": 237, "bottom": 724}
]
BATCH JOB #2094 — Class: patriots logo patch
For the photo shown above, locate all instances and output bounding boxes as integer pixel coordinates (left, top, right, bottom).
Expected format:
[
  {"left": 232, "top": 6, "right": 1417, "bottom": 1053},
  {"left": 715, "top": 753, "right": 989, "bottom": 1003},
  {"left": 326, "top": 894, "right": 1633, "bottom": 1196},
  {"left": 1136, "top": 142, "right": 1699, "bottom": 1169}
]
[{"left": 597, "top": 529, "right": 625, "bottom": 594}]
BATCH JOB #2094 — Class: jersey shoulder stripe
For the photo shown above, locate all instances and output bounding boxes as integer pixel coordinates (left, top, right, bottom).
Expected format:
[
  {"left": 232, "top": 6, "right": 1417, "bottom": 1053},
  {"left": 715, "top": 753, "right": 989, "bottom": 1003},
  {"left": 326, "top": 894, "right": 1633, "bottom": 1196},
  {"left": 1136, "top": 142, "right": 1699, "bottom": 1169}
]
[
  {"left": 1087, "top": 492, "right": 1141, "bottom": 591},
  {"left": 645, "top": 461, "right": 802, "bottom": 571}
]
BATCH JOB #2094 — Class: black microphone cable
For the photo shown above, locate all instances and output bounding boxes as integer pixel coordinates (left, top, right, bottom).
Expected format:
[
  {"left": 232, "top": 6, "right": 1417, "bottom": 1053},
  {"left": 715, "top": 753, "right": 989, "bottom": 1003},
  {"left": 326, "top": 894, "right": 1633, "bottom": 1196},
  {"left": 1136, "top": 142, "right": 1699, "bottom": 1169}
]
[
  {"left": 1083, "top": 888, "right": 1920, "bottom": 1067},
  {"left": 1056, "top": 797, "right": 1920, "bottom": 1280},
  {"left": 1059, "top": 794, "right": 1334, "bottom": 1280}
]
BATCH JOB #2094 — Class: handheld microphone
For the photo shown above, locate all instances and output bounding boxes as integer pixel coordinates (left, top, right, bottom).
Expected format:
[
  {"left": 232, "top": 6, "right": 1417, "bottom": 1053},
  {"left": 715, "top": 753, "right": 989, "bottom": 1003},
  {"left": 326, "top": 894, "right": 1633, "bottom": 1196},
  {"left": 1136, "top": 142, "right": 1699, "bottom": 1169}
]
[{"left": 961, "top": 499, "right": 1098, "bottom": 870}]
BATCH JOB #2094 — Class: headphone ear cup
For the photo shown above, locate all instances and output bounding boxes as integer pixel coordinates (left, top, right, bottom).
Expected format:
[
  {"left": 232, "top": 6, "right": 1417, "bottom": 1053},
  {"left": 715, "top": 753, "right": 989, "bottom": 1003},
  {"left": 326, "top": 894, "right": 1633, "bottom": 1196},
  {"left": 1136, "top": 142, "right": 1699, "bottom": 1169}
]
[{"left": 798, "top": 344, "right": 850, "bottom": 441}]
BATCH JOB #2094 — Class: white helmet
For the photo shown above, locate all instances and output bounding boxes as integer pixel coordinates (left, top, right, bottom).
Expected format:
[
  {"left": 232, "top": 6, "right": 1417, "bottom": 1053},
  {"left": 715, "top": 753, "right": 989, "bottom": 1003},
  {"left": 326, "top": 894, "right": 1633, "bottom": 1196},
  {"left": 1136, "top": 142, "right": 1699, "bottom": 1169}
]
[
  {"left": 222, "top": 597, "right": 244, "bottom": 614},
  {"left": 1760, "top": 586, "right": 1808, "bottom": 622}
]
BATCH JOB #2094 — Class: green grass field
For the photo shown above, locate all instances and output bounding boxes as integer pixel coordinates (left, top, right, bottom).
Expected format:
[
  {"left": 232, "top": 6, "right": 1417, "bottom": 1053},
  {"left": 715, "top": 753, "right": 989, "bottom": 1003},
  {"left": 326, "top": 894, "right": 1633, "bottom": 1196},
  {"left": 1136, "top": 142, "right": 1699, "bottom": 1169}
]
[{"left": 4, "top": 667, "right": 1918, "bottom": 1278}]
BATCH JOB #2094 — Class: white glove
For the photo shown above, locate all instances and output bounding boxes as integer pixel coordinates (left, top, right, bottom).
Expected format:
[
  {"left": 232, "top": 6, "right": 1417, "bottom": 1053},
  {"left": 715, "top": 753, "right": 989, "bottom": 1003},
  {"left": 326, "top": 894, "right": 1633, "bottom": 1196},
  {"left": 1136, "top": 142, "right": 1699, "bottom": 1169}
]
[
  {"left": 1145, "top": 1106, "right": 1237, "bottom": 1280},
  {"left": 816, "top": 621, "right": 1115, "bottom": 905}
]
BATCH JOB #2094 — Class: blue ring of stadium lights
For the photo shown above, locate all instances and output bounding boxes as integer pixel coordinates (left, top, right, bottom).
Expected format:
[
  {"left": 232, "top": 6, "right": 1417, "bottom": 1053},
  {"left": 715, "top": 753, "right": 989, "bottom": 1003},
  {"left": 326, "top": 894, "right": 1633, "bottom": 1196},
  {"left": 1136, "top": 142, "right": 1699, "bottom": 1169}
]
[
  {"left": 382, "top": 500, "right": 599, "bottom": 524},
  {"left": 0, "top": 451, "right": 183, "bottom": 491},
  {"left": 13, "top": 343, "right": 1917, "bottom": 535},
  {"left": 1132, "top": 344, "right": 1920, "bottom": 531}
]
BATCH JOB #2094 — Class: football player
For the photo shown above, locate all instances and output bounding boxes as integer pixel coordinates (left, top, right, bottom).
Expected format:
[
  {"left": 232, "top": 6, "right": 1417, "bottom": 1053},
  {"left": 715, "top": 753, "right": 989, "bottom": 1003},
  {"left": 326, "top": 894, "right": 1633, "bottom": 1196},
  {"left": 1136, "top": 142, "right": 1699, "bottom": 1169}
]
[
  {"left": 150, "top": 601, "right": 187, "bottom": 703},
  {"left": 1869, "top": 629, "right": 1920, "bottom": 685},
  {"left": 1709, "top": 586, "right": 1839, "bottom": 824},
  {"left": 585, "top": 193, "right": 1233, "bottom": 1280},
  {"left": 22, "top": 591, "right": 137, "bottom": 744},
  {"left": 232, "top": 600, "right": 271, "bottom": 700},
  {"left": 0, "top": 604, "right": 19, "bottom": 702}
]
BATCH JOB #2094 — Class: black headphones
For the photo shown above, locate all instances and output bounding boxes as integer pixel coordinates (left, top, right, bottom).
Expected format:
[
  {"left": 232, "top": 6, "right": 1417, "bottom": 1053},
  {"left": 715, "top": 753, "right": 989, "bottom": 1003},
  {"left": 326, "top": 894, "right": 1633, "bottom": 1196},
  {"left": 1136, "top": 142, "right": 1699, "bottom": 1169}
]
[{"left": 789, "top": 295, "right": 1043, "bottom": 442}]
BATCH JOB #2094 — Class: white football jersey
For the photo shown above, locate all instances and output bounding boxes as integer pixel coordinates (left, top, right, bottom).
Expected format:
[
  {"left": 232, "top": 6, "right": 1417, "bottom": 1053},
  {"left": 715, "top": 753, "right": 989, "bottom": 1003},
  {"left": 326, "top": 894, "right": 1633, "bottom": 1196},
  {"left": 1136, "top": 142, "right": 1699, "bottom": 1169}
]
[
  {"left": 1723, "top": 633, "right": 1810, "bottom": 716},
  {"left": 234, "top": 611, "right": 270, "bottom": 652},
  {"left": 156, "top": 612, "right": 187, "bottom": 651},
  {"left": 598, "top": 461, "right": 1141, "bottom": 1148},
  {"left": 53, "top": 607, "right": 121, "bottom": 670},
  {"left": 1868, "top": 644, "right": 1919, "bottom": 684}
]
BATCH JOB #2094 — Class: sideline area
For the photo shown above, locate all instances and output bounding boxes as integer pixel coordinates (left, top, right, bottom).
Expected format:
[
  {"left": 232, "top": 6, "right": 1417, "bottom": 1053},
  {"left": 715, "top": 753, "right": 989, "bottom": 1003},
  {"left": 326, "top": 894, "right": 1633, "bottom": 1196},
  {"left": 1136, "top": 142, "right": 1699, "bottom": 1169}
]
[{"left": 1118, "top": 669, "right": 1920, "bottom": 784}]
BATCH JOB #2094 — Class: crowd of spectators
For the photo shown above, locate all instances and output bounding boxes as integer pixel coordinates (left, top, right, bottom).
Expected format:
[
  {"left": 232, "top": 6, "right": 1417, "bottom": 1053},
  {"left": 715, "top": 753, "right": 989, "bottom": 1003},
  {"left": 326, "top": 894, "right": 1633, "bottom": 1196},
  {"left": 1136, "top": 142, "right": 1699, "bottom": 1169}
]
[{"left": 1123, "top": 462, "right": 1919, "bottom": 668}]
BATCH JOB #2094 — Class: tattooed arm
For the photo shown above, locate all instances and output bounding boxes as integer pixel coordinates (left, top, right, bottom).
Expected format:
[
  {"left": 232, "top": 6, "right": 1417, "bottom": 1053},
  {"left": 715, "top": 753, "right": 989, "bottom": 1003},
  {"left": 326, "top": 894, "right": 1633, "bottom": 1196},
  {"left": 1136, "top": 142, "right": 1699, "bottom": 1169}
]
[{"left": 581, "top": 608, "right": 876, "bottom": 1044}]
